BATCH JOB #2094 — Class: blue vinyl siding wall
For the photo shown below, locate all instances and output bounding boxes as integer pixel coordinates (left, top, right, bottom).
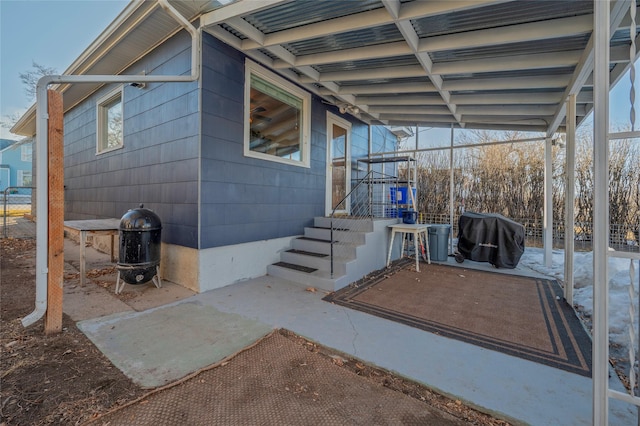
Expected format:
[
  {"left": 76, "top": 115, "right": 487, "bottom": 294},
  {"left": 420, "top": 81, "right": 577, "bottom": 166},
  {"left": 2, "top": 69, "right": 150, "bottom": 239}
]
[
  {"left": 200, "top": 34, "right": 324, "bottom": 248},
  {"left": 62, "top": 29, "right": 397, "bottom": 251},
  {"left": 63, "top": 30, "right": 200, "bottom": 248},
  {"left": 199, "top": 34, "right": 397, "bottom": 249}
]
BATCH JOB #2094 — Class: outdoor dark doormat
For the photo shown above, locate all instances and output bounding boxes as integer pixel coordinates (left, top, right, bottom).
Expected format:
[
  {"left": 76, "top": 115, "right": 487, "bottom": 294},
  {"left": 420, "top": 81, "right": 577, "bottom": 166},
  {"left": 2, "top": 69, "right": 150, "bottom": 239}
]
[{"left": 324, "top": 260, "right": 592, "bottom": 377}]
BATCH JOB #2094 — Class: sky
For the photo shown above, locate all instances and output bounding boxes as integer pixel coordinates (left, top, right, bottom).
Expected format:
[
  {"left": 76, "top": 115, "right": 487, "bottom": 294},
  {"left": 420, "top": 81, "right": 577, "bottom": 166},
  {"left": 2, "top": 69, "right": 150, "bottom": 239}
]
[
  {"left": 0, "top": 0, "right": 638, "bottom": 143},
  {"left": 0, "top": 0, "right": 128, "bottom": 140}
]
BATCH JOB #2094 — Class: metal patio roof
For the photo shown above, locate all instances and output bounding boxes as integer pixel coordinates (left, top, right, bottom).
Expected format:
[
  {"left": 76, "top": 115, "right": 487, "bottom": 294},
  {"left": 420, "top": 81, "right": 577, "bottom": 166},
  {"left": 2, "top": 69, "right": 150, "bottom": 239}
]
[
  {"left": 11, "top": 0, "right": 640, "bottom": 137},
  {"left": 201, "top": 0, "right": 639, "bottom": 135}
]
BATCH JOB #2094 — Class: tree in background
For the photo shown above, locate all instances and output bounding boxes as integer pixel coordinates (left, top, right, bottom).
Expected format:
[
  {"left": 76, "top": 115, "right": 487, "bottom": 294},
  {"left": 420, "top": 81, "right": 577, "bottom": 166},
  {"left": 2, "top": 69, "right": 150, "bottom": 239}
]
[
  {"left": 411, "top": 128, "right": 639, "bottom": 244},
  {"left": 19, "top": 62, "right": 58, "bottom": 102},
  {"left": 1, "top": 62, "right": 57, "bottom": 132}
]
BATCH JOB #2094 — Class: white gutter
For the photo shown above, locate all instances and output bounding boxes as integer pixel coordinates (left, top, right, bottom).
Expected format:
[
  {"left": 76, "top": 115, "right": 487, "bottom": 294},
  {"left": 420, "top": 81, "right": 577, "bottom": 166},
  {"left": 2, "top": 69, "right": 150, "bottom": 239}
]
[{"left": 22, "top": 0, "right": 201, "bottom": 327}]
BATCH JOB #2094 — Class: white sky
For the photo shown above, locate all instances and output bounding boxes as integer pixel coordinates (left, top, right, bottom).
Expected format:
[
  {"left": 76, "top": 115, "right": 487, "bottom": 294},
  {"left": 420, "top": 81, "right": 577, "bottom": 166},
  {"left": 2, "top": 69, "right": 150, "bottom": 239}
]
[{"left": 0, "top": 0, "right": 638, "bottom": 141}]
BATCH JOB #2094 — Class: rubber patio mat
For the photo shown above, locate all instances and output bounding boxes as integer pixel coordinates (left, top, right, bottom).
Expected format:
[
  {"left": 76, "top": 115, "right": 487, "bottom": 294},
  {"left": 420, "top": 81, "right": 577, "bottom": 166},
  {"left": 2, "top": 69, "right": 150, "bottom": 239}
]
[
  {"left": 87, "top": 331, "right": 467, "bottom": 426},
  {"left": 324, "top": 260, "right": 592, "bottom": 377}
]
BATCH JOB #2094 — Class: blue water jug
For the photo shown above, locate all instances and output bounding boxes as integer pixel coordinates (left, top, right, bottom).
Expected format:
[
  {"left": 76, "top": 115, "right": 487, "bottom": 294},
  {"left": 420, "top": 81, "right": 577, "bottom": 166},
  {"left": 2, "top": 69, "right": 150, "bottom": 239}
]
[{"left": 402, "top": 209, "right": 417, "bottom": 224}]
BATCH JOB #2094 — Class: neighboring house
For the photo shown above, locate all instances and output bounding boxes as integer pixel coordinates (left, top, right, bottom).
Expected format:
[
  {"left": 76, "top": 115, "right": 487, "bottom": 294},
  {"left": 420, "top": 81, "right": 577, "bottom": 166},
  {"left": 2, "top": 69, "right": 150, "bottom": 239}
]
[{"left": 0, "top": 138, "right": 33, "bottom": 192}]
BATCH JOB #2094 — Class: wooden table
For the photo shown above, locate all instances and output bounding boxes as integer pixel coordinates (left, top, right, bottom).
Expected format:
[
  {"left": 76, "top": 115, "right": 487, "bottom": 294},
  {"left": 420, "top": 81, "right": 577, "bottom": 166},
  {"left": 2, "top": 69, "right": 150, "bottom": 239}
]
[
  {"left": 386, "top": 223, "right": 431, "bottom": 272},
  {"left": 64, "top": 219, "right": 120, "bottom": 286}
]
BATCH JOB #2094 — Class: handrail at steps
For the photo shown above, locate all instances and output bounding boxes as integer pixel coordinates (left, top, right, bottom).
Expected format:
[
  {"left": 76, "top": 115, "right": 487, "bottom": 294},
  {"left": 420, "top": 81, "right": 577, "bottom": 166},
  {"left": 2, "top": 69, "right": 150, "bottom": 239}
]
[{"left": 329, "top": 170, "right": 399, "bottom": 278}]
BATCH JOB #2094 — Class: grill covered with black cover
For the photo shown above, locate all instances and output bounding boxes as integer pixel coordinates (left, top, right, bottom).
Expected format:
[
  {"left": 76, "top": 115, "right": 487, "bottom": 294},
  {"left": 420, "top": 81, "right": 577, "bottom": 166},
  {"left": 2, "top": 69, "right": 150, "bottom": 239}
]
[{"left": 457, "top": 212, "right": 525, "bottom": 269}]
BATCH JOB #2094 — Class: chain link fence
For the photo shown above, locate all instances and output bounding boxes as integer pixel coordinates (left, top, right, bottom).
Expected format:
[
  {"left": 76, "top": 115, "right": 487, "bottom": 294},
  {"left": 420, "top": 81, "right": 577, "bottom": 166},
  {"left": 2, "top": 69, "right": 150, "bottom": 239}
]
[
  {"left": 1, "top": 187, "right": 35, "bottom": 238},
  {"left": 417, "top": 212, "right": 639, "bottom": 252}
]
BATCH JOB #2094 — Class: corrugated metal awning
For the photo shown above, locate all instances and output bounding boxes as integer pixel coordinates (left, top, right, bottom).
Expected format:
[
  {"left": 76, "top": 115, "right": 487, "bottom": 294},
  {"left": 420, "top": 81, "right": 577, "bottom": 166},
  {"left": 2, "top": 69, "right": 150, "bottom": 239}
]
[
  {"left": 201, "top": 0, "right": 640, "bottom": 134},
  {"left": 12, "top": 0, "right": 640, "bottom": 136}
]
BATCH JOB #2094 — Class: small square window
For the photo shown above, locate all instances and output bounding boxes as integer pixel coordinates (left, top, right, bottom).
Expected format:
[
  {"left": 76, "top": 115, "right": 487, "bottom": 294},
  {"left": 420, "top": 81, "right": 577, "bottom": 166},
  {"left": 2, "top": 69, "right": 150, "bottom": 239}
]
[
  {"left": 97, "top": 88, "right": 123, "bottom": 154},
  {"left": 244, "top": 60, "right": 310, "bottom": 167}
]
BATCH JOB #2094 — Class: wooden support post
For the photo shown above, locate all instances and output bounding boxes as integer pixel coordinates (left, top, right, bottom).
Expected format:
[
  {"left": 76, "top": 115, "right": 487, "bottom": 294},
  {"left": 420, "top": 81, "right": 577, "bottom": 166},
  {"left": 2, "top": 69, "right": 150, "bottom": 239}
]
[{"left": 45, "top": 89, "right": 64, "bottom": 334}]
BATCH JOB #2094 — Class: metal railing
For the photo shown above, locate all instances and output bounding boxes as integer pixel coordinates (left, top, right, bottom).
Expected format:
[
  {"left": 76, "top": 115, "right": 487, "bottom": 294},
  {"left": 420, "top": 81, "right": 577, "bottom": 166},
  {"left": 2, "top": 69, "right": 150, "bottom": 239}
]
[
  {"left": 2, "top": 186, "right": 34, "bottom": 238},
  {"left": 330, "top": 170, "right": 399, "bottom": 277}
]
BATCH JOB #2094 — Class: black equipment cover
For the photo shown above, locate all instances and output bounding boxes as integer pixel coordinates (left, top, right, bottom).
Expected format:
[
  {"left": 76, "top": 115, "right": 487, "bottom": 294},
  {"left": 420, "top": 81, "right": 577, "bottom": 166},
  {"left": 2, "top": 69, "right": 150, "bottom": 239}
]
[{"left": 457, "top": 212, "right": 525, "bottom": 269}]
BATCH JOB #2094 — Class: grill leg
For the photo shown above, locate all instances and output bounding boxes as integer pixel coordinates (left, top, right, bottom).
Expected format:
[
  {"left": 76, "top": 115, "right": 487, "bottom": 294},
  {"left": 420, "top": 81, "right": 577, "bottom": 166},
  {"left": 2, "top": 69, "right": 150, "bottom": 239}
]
[
  {"left": 115, "top": 271, "right": 125, "bottom": 294},
  {"left": 152, "top": 265, "right": 162, "bottom": 289}
]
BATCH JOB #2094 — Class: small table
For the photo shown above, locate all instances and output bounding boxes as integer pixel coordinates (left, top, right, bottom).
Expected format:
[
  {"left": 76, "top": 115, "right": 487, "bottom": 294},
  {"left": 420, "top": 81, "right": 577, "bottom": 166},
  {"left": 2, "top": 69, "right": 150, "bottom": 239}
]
[
  {"left": 64, "top": 219, "right": 120, "bottom": 286},
  {"left": 386, "top": 223, "right": 431, "bottom": 272}
]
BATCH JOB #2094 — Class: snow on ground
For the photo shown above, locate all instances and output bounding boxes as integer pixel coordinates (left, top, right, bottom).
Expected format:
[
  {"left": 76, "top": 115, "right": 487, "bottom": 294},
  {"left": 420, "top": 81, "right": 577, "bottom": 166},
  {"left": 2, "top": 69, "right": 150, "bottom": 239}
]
[{"left": 519, "top": 247, "right": 640, "bottom": 361}]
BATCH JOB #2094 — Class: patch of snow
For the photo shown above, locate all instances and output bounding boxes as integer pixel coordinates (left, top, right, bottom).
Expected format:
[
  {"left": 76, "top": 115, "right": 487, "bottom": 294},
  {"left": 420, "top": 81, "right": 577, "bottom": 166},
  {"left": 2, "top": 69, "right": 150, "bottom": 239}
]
[{"left": 520, "top": 247, "right": 640, "bottom": 358}]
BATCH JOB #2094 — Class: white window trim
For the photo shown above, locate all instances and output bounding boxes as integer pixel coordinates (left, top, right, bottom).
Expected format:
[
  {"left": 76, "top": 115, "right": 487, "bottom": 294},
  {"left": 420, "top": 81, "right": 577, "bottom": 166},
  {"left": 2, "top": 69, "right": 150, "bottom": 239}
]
[
  {"left": 96, "top": 86, "right": 124, "bottom": 155},
  {"left": 17, "top": 170, "right": 32, "bottom": 186},
  {"left": 244, "top": 60, "right": 311, "bottom": 168},
  {"left": 21, "top": 145, "right": 32, "bottom": 162}
]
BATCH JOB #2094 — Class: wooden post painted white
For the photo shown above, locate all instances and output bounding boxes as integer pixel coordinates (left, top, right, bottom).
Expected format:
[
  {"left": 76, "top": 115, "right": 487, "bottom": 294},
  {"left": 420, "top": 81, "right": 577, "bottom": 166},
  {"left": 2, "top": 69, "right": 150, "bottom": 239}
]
[
  {"left": 592, "top": 0, "right": 610, "bottom": 423},
  {"left": 564, "top": 94, "right": 576, "bottom": 306},
  {"left": 543, "top": 136, "right": 553, "bottom": 268}
]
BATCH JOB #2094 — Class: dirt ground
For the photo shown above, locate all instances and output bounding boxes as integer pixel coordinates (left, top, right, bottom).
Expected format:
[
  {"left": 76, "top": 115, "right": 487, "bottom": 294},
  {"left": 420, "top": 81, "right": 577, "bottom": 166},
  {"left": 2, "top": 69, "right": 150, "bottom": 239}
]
[{"left": 1, "top": 236, "right": 511, "bottom": 425}]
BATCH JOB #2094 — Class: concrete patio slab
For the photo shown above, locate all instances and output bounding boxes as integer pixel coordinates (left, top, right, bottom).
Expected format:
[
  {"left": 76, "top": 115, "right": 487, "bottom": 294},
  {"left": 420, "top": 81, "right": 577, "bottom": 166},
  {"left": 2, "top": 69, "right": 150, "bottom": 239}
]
[
  {"left": 77, "top": 300, "right": 273, "bottom": 388},
  {"left": 194, "top": 274, "right": 636, "bottom": 426},
  {"left": 65, "top": 230, "right": 636, "bottom": 424}
]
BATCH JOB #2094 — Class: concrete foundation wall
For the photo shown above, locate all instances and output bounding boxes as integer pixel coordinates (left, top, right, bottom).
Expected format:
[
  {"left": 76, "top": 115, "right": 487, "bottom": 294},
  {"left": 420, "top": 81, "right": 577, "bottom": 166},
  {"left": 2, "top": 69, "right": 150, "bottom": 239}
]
[
  {"left": 160, "top": 243, "right": 199, "bottom": 293},
  {"left": 198, "top": 235, "right": 297, "bottom": 292}
]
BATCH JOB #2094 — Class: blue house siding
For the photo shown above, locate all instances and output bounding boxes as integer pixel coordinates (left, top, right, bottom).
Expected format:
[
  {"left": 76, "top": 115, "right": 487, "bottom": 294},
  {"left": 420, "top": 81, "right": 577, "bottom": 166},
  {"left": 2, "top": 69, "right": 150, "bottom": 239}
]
[
  {"left": 63, "top": 30, "right": 200, "bottom": 248},
  {"left": 199, "top": 34, "right": 328, "bottom": 249},
  {"left": 0, "top": 140, "right": 32, "bottom": 191},
  {"left": 61, "top": 29, "right": 398, "bottom": 253}
]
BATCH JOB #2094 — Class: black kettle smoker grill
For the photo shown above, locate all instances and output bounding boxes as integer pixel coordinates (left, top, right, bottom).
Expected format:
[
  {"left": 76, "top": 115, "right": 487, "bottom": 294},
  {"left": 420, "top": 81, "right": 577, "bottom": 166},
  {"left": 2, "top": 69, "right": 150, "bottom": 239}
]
[{"left": 115, "top": 205, "right": 162, "bottom": 294}]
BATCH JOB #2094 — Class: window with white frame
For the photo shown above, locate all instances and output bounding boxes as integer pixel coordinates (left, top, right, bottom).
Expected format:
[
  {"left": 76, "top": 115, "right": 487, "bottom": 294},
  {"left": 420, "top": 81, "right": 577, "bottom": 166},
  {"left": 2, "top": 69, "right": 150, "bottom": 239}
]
[
  {"left": 97, "top": 87, "right": 123, "bottom": 153},
  {"left": 244, "top": 60, "right": 310, "bottom": 167},
  {"left": 17, "top": 170, "right": 32, "bottom": 186},
  {"left": 21, "top": 145, "right": 32, "bottom": 162}
]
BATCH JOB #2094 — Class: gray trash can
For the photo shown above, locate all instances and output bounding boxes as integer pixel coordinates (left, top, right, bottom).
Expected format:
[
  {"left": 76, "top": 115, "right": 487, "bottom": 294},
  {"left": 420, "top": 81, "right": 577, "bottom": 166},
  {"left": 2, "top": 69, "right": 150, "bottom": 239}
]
[{"left": 428, "top": 224, "right": 450, "bottom": 262}]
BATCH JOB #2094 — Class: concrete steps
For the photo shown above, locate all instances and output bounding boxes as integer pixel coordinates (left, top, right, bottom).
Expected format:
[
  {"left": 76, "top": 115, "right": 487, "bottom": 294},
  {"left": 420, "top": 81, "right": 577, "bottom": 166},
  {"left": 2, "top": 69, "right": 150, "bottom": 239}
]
[{"left": 267, "top": 217, "right": 397, "bottom": 292}]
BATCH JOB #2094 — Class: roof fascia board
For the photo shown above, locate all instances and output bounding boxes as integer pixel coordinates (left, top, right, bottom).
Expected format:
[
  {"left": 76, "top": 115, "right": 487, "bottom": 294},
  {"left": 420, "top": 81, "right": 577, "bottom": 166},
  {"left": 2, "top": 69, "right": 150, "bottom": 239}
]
[{"left": 64, "top": 0, "right": 155, "bottom": 76}]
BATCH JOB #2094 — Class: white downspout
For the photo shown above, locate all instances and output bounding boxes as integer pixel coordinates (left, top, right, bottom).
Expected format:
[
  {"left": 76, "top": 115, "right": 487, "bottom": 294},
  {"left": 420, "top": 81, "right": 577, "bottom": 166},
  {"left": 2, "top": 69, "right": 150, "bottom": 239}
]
[{"left": 22, "top": 0, "right": 200, "bottom": 327}]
